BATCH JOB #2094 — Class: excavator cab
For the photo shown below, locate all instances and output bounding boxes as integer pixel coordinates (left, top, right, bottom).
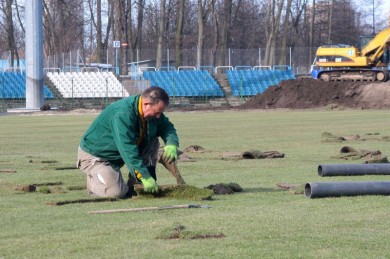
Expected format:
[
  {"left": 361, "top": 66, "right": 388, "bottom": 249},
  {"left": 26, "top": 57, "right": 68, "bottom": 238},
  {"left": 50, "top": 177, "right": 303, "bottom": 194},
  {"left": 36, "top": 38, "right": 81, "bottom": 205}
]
[
  {"left": 379, "top": 45, "right": 390, "bottom": 65},
  {"left": 358, "top": 35, "right": 375, "bottom": 50}
]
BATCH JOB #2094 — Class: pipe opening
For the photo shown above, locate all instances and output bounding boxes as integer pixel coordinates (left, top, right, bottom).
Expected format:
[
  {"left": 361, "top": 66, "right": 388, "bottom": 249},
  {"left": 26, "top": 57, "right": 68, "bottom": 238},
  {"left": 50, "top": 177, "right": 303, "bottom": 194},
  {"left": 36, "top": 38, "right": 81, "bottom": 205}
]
[
  {"left": 317, "top": 165, "right": 324, "bottom": 177},
  {"left": 304, "top": 183, "right": 312, "bottom": 198}
]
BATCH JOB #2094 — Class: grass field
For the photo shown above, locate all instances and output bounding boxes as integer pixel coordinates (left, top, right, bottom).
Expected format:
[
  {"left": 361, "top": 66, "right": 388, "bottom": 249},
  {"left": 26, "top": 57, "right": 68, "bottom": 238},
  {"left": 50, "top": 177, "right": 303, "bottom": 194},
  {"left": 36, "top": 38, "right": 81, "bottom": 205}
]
[{"left": 1, "top": 109, "right": 390, "bottom": 258}]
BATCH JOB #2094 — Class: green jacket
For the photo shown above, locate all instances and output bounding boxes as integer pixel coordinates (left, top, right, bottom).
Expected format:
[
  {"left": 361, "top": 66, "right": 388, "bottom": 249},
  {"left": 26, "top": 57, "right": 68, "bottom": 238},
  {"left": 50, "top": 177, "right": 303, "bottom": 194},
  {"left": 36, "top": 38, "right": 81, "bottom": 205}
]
[{"left": 79, "top": 95, "right": 179, "bottom": 179}]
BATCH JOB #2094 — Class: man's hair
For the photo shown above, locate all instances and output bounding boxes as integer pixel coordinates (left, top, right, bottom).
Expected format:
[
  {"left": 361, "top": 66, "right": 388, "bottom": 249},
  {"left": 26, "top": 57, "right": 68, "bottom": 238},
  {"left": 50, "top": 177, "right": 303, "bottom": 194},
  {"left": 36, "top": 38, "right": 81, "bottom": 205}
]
[{"left": 141, "top": 87, "right": 170, "bottom": 106}]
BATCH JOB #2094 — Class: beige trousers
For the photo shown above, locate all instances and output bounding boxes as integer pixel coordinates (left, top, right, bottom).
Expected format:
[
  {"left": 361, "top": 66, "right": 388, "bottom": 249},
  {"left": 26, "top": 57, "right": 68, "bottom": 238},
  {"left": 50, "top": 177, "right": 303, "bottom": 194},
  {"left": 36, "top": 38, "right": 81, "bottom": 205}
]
[{"left": 77, "top": 139, "right": 160, "bottom": 198}]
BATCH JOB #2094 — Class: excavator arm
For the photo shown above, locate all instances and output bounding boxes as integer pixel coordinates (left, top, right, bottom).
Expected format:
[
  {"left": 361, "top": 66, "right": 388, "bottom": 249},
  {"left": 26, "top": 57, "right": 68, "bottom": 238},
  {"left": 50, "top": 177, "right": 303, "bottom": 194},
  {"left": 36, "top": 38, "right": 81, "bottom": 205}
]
[{"left": 361, "top": 27, "right": 390, "bottom": 63}]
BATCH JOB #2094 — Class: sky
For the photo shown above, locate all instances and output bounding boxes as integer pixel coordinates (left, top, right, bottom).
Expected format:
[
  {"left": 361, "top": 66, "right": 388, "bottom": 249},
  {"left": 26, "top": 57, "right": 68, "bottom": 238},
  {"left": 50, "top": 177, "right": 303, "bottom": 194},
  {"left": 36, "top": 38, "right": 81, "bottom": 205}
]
[
  {"left": 378, "top": 0, "right": 390, "bottom": 15},
  {"left": 354, "top": 0, "right": 390, "bottom": 30},
  {"left": 381, "top": 0, "right": 390, "bottom": 10}
]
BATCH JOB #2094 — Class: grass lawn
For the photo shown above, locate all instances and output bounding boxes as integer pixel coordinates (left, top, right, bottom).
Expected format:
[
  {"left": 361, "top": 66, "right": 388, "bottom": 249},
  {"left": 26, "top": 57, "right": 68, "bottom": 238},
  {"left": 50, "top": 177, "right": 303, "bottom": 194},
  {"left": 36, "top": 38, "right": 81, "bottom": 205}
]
[{"left": 1, "top": 109, "right": 390, "bottom": 258}]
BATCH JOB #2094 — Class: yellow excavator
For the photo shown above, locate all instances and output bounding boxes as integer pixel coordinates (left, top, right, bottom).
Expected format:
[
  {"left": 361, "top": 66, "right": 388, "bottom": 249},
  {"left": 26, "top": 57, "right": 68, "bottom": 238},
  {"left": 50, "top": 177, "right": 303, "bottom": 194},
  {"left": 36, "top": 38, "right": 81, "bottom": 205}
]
[{"left": 311, "top": 27, "right": 390, "bottom": 81}]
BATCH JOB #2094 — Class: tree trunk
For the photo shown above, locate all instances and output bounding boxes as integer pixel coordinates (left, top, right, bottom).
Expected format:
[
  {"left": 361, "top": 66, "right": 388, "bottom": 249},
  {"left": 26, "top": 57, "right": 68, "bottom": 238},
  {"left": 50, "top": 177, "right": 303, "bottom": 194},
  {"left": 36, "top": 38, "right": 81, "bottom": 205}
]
[
  {"left": 124, "top": 0, "right": 132, "bottom": 75},
  {"left": 14, "top": 0, "right": 24, "bottom": 33},
  {"left": 175, "top": 0, "right": 184, "bottom": 67},
  {"left": 156, "top": 0, "right": 166, "bottom": 68},
  {"left": 114, "top": 0, "right": 131, "bottom": 75},
  {"left": 134, "top": 0, "right": 144, "bottom": 61},
  {"left": 196, "top": 0, "right": 204, "bottom": 67},
  {"left": 309, "top": 0, "right": 316, "bottom": 65},
  {"left": 58, "top": 1, "right": 66, "bottom": 56},
  {"left": 216, "top": 0, "right": 232, "bottom": 66},
  {"left": 5, "top": 0, "right": 16, "bottom": 67},
  {"left": 196, "top": 0, "right": 211, "bottom": 67},
  {"left": 104, "top": 0, "right": 113, "bottom": 61},
  {"left": 327, "top": 0, "right": 333, "bottom": 44},
  {"left": 279, "top": 0, "right": 293, "bottom": 65},
  {"left": 210, "top": 0, "right": 218, "bottom": 66},
  {"left": 43, "top": 1, "right": 58, "bottom": 61},
  {"left": 96, "top": 0, "right": 103, "bottom": 63},
  {"left": 264, "top": 0, "right": 272, "bottom": 66},
  {"left": 271, "top": 0, "right": 284, "bottom": 66},
  {"left": 265, "top": 0, "right": 284, "bottom": 66}
]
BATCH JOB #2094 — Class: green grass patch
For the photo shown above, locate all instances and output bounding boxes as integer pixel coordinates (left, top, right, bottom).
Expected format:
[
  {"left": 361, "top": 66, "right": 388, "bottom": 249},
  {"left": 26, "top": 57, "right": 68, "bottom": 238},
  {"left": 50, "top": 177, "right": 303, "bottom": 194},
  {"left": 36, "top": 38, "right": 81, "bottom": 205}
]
[
  {"left": 135, "top": 184, "right": 214, "bottom": 200},
  {"left": 156, "top": 224, "right": 225, "bottom": 240}
]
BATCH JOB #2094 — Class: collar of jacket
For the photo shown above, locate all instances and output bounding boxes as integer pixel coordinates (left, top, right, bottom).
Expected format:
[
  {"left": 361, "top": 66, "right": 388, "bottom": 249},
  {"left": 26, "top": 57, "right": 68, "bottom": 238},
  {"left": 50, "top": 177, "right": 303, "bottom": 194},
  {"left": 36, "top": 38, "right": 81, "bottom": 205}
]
[
  {"left": 137, "top": 96, "right": 147, "bottom": 146},
  {"left": 138, "top": 96, "right": 145, "bottom": 121}
]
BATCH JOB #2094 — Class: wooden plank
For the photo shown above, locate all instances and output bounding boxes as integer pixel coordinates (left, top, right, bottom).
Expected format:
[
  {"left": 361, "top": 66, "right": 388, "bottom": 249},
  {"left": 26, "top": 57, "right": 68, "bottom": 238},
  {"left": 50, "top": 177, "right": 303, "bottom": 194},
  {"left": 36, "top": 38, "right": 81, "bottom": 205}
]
[{"left": 88, "top": 204, "right": 211, "bottom": 214}]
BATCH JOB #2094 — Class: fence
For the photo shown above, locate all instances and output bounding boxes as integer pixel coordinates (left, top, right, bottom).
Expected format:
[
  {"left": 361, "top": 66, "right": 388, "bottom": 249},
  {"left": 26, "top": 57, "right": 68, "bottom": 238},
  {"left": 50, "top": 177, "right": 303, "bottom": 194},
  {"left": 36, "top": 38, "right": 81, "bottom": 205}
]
[
  {"left": 2, "top": 47, "right": 317, "bottom": 74},
  {"left": 40, "top": 47, "right": 316, "bottom": 76},
  {"left": 0, "top": 47, "right": 315, "bottom": 111}
]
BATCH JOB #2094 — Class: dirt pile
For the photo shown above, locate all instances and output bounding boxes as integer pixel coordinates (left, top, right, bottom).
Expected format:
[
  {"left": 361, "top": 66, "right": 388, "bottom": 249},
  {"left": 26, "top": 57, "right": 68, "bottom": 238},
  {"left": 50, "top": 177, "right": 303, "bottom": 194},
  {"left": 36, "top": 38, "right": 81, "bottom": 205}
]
[{"left": 240, "top": 78, "right": 390, "bottom": 109}]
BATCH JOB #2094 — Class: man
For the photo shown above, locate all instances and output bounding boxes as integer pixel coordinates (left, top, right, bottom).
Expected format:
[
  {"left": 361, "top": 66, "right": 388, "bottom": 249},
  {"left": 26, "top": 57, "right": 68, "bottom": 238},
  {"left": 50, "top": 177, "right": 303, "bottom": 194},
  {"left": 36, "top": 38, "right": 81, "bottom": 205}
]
[{"left": 77, "top": 86, "right": 179, "bottom": 198}]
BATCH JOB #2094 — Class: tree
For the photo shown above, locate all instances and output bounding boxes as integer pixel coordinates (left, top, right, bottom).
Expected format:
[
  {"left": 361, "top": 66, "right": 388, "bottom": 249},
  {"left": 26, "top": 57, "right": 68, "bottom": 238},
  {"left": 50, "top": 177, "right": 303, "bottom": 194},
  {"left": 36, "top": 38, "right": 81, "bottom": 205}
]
[
  {"left": 264, "top": 0, "right": 285, "bottom": 66},
  {"left": 289, "top": 0, "right": 308, "bottom": 48},
  {"left": 2, "top": 0, "right": 19, "bottom": 67},
  {"left": 196, "top": 0, "right": 211, "bottom": 67},
  {"left": 0, "top": 0, "right": 382, "bottom": 71},
  {"left": 134, "top": 0, "right": 144, "bottom": 60},
  {"left": 309, "top": 0, "right": 316, "bottom": 64},
  {"left": 279, "top": 0, "right": 293, "bottom": 65},
  {"left": 216, "top": 0, "right": 232, "bottom": 66},
  {"left": 87, "top": 0, "right": 113, "bottom": 63},
  {"left": 113, "top": 0, "right": 132, "bottom": 75},
  {"left": 43, "top": 0, "right": 84, "bottom": 67},
  {"left": 209, "top": 0, "right": 218, "bottom": 66},
  {"left": 175, "top": 0, "right": 184, "bottom": 67},
  {"left": 156, "top": 0, "right": 166, "bottom": 68},
  {"left": 327, "top": 0, "right": 333, "bottom": 44}
]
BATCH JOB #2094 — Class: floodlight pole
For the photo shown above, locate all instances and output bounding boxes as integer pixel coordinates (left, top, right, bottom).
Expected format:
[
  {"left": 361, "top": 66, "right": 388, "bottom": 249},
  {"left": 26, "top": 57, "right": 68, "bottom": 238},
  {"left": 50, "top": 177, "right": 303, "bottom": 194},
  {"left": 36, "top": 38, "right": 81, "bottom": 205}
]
[{"left": 25, "top": 0, "right": 44, "bottom": 109}]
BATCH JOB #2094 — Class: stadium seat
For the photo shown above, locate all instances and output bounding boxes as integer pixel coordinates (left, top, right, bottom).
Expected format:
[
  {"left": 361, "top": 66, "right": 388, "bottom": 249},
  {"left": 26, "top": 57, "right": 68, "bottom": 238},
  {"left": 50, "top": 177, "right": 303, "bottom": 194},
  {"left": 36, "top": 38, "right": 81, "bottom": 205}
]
[
  {"left": 46, "top": 71, "right": 123, "bottom": 98},
  {"left": 142, "top": 70, "right": 222, "bottom": 97},
  {"left": 0, "top": 72, "right": 54, "bottom": 99}
]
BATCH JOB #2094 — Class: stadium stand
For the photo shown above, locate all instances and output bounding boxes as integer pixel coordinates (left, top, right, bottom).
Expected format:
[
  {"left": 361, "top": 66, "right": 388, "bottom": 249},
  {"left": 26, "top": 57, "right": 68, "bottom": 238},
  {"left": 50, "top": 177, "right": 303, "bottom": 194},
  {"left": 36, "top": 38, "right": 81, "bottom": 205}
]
[
  {"left": 227, "top": 65, "right": 295, "bottom": 96},
  {"left": 46, "top": 71, "right": 124, "bottom": 98},
  {"left": 0, "top": 71, "right": 53, "bottom": 99},
  {"left": 273, "top": 65, "right": 296, "bottom": 81},
  {"left": 142, "top": 69, "right": 224, "bottom": 97},
  {"left": 0, "top": 65, "right": 295, "bottom": 102}
]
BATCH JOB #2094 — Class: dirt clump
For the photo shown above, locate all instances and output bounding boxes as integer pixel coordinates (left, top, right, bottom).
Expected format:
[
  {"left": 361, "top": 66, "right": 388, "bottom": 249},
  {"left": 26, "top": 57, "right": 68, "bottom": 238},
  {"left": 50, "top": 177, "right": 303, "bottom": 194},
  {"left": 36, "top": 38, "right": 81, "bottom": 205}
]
[
  {"left": 205, "top": 182, "right": 243, "bottom": 195},
  {"left": 240, "top": 78, "right": 390, "bottom": 109},
  {"left": 15, "top": 185, "right": 37, "bottom": 192}
]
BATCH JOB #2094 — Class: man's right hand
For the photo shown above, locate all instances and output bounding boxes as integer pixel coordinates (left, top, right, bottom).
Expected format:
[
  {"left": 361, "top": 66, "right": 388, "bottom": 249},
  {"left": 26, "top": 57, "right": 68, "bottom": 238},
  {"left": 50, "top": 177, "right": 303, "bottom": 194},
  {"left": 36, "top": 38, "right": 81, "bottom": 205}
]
[{"left": 141, "top": 177, "right": 159, "bottom": 193}]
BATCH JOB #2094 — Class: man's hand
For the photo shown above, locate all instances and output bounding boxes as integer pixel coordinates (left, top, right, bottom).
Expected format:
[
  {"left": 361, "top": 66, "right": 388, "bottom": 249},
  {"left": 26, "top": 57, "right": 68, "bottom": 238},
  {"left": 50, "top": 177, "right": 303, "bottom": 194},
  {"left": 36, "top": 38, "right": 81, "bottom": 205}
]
[
  {"left": 163, "top": 145, "right": 178, "bottom": 163},
  {"left": 141, "top": 177, "right": 159, "bottom": 193}
]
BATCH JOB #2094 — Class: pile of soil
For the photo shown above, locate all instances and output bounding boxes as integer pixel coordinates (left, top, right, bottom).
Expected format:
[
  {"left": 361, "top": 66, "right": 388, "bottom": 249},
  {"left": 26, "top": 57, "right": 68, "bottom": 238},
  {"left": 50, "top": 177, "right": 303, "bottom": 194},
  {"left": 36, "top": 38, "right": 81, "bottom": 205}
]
[{"left": 240, "top": 78, "right": 390, "bottom": 109}]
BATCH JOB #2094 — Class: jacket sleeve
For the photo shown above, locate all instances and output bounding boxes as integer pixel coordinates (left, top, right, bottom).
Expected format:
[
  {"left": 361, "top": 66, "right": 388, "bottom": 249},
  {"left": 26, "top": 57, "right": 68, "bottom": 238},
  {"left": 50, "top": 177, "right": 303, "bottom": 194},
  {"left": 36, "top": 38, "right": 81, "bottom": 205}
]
[
  {"left": 110, "top": 111, "right": 151, "bottom": 179},
  {"left": 157, "top": 113, "right": 179, "bottom": 147}
]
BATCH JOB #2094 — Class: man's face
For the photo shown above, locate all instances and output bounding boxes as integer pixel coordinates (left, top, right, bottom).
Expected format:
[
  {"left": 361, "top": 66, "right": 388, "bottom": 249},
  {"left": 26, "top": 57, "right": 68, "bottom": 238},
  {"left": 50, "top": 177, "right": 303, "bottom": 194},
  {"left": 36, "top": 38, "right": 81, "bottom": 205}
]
[{"left": 142, "top": 100, "right": 167, "bottom": 120}]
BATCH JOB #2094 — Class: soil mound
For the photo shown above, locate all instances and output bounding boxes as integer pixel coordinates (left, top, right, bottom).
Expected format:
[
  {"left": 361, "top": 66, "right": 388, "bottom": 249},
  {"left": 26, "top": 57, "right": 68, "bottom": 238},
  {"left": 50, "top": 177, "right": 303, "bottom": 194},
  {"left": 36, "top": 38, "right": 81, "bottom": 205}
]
[{"left": 240, "top": 78, "right": 390, "bottom": 109}]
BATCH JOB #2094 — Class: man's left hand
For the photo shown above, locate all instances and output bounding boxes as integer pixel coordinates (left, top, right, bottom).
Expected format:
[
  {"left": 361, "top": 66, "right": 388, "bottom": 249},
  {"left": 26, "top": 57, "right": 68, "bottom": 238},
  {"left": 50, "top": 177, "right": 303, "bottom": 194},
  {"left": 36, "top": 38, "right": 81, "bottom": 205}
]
[{"left": 163, "top": 145, "right": 178, "bottom": 163}]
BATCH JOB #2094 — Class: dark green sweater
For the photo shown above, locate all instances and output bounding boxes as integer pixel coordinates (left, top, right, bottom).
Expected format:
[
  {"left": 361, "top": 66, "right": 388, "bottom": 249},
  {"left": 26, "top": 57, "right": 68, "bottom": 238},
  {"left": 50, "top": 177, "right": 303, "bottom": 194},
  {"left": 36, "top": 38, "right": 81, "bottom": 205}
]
[{"left": 80, "top": 95, "right": 179, "bottom": 179}]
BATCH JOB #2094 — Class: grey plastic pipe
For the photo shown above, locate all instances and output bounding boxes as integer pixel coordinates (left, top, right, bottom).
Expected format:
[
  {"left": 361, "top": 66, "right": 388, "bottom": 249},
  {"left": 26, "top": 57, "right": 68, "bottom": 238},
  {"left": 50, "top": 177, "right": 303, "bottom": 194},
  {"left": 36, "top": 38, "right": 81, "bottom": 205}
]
[
  {"left": 318, "top": 164, "right": 390, "bottom": 177},
  {"left": 305, "top": 181, "right": 390, "bottom": 198}
]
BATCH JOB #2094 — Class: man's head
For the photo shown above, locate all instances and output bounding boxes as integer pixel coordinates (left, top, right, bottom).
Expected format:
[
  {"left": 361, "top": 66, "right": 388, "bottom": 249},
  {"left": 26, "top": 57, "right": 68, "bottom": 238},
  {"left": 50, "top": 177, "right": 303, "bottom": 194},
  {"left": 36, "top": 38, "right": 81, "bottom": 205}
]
[{"left": 141, "top": 87, "right": 170, "bottom": 120}]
